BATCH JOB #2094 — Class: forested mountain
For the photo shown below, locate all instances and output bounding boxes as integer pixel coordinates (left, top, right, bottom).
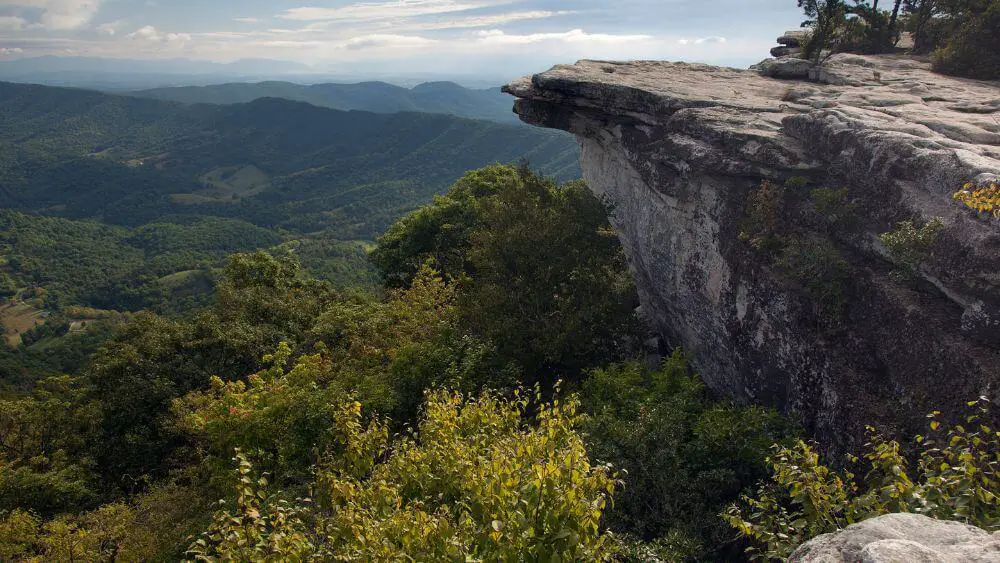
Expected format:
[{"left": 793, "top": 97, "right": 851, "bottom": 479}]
[
  {"left": 0, "top": 80, "right": 578, "bottom": 313},
  {"left": 131, "top": 80, "right": 520, "bottom": 124}
]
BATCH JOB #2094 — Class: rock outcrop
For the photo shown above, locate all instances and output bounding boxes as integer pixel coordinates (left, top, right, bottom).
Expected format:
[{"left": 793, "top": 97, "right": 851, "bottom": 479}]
[
  {"left": 789, "top": 513, "right": 1000, "bottom": 562},
  {"left": 504, "top": 54, "right": 1000, "bottom": 449}
]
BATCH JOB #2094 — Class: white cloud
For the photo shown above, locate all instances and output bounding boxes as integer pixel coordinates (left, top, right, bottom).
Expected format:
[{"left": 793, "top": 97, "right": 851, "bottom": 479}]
[
  {"left": 678, "top": 36, "right": 727, "bottom": 45},
  {"left": 126, "top": 25, "right": 191, "bottom": 43},
  {"left": 277, "top": 0, "right": 506, "bottom": 22},
  {"left": 0, "top": 0, "right": 103, "bottom": 30},
  {"left": 418, "top": 10, "right": 572, "bottom": 30},
  {"left": 233, "top": 17, "right": 259, "bottom": 24},
  {"left": 0, "top": 46, "right": 24, "bottom": 55},
  {"left": 476, "top": 28, "right": 652, "bottom": 45},
  {"left": 96, "top": 18, "right": 124, "bottom": 35},
  {"left": 0, "top": 15, "right": 26, "bottom": 29},
  {"left": 343, "top": 33, "right": 438, "bottom": 50}
]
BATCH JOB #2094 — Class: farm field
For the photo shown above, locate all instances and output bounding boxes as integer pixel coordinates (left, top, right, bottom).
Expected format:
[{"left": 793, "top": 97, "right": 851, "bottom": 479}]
[{"left": 0, "top": 301, "right": 44, "bottom": 347}]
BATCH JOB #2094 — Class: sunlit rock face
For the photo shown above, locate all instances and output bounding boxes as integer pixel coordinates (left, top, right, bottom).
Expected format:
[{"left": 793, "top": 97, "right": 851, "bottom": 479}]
[
  {"left": 505, "top": 55, "right": 1000, "bottom": 450},
  {"left": 789, "top": 513, "right": 1000, "bottom": 562}
]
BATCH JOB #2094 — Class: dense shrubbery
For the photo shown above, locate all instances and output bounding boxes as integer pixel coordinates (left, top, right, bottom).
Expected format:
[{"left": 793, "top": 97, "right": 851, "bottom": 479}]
[
  {"left": 725, "top": 398, "right": 1000, "bottom": 559},
  {"left": 879, "top": 217, "right": 942, "bottom": 278},
  {"left": 740, "top": 178, "right": 857, "bottom": 322},
  {"left": 796, "top": 0, "right": 1000, "bottom": 79},
  {"left": 581, "top": 353, "right": 798, "bottom": 558},
  {"left": 3, "top": 163, "right": 984, "bottom": 561}
]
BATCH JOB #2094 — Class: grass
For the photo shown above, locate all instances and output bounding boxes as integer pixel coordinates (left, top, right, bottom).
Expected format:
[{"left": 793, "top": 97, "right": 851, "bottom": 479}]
[
  {"left": 0, "top": 301, "right": 44, "bottom": 347},
  {"left": 172, "top": 165, "right": 271, "bottom": 205}
]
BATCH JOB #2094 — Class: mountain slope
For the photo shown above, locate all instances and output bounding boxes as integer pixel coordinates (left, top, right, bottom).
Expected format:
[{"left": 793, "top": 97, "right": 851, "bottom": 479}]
[
  {"left": 0, "top": 82, "right": 579, "bottom": 238},
  {"left": 130, "top": 80, "right": 519, "bottom": 124}
]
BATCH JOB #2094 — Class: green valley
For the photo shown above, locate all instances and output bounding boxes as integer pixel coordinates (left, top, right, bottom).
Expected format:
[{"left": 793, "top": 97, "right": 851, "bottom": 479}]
[{"left": 0, "top": 81, "right": 578, "bottom": 315}]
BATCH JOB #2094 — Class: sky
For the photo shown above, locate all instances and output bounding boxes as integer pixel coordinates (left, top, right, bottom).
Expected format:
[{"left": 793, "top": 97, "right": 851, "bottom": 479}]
[{"left": 0, "top": 0, "right": 805, "bottom": 77}]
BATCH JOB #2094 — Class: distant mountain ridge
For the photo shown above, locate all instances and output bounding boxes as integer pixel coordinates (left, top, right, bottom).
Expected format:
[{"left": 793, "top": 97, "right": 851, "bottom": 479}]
[
  {"left": 0, "top": 81, "right": 579, "bottom": 239},
  {"left": 0, "top": 56, "right": 509, "bottom": 91},
  {"left": 130, "top": 80, "right": 519, "bottom": 124}
]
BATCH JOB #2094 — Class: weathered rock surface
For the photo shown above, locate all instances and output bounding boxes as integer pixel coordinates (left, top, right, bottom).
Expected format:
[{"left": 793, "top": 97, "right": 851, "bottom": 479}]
[
  {"left": 790, "top": 514, "right": 1000, "bottom": 562},
  {"left": 504, "top": 54, "right": 1000, "bottom": 448}
]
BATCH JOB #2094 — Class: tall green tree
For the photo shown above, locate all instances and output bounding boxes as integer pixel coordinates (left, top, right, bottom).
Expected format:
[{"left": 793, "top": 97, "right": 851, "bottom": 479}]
[{"left": 373, "top": 165, "right": 642, "bottom": 384}]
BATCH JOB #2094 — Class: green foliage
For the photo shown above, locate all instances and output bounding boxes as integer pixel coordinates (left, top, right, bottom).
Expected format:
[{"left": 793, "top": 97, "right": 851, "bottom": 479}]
[
  {"left": 582, "top": 352, "right": 799, "bottom": 559},
  {"left": 810, "top": 187, "right": 859, "bottom": 233},
  {"left": 931, "top": 0, "right": 1000, "bottom": 79},
  {"left": 741, "top": 179, "right": 857, "bottom": 321},
  {"left": 186, "top": 450, "right": 315, "bottom": 562},
  {"left": 725, "top": 398, "right": 1000, "bottom": 559},
  {"left": 776, "top": 236, "right": 851, "bottom": 319},
  {"left": 0, "top": 376, "right": 101, "bottom": 516},
  {"left": 798, "top": 0, "right": 851, "bottom": 61},
  {"left": 0, "top": 82, "right": 579, "bottom": 237},
  {"left": 0, "top": 482, "right": 208, "bottom": 561},
  {"left": 740, "top": 180, "right": 787, "bottom": 254},
  {"left": 374, "top": 165, "right": 641, "bottom": 383},
  {"left": 879, "top": 217, "right": 943, "bottom": 277},
  {"left": 188, "top": 388, "right": 620, "bottom": 561}
]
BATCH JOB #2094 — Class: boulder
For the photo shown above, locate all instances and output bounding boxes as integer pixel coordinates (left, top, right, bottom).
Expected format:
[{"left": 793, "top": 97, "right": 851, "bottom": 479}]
[{"left": 789, "top": 514, "right": 1000, "bottom": 562}]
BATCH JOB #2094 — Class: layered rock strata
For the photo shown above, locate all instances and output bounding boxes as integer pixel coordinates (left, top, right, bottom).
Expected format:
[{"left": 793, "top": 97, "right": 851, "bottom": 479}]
[{"left": 504, "top": 55, "right": 1000, "bottom": 448}]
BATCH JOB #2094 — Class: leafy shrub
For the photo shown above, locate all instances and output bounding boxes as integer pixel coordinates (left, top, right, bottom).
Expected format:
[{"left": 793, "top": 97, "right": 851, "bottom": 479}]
[
  {"left": 740, "top": 180, "right": 786, "bottom": 254},
  {"left": 776, "top": 236, "right": 852, "bottom": 319},
  {"left": 932, "top": 0, "right": 1000, "bottom": 80},
  {"left": 724, "top": 398, "right": 1000, "bottom": 559},
  {"left": 954, "top": 181, "right": 1000, "bottom": 219},
  {"left": 187, "top": 388, "right": 620, "bottom": 561},
  {"left": 0, "top": 480, "right": 207, "bottom": 562},
  {"left": 879, "top": 217, "right": 943, "bottom": 277},
  {"left": 810, "top": 187, "right": 859, "bottom": 232},
  {"left": 582, "top": 352, "right": 798, "bottom": 560}
]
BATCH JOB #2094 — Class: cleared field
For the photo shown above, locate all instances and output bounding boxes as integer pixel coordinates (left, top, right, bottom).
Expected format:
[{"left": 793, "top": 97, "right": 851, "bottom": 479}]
[
  {"left": 172, "top": 165, "right": 270, "bottom": 205},
  {"left": 1, "top": 301, "right": 44, "bottom": 347}
]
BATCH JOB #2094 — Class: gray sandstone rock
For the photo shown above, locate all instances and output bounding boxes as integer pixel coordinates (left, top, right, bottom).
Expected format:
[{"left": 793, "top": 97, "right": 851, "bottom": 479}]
[
  {"left": 789, "top": 514, "right": 1000, "bottom": 562},
  {"left": 503, "top": 54, "right": 1000, "bottom": 449}
]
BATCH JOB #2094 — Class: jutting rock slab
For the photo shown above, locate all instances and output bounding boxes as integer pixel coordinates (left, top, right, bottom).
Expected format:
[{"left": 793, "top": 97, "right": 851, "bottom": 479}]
[{"left": 504, "top": 55, "right": 999, "bottom": 449}]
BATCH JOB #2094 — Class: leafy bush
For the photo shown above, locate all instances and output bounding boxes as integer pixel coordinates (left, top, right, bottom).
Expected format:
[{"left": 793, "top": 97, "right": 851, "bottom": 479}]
[
  {"left": 931, "top": 0, "right": 1000, "bottom": 79},
  {"left": 740, "top": 180, "right": 786, "bottom": 254},
  {"left": 776, "top": 236, "right": 852, "bottom": 319},
  {"left": 187, "top": 388, "right": 620, "bottom": 561},
  {"left": 582, "top": 352, "right": 798, "bottom": 560},
  {"left": 954, "top": 181, "right": 1000, "bottom": 219},
  {"left": 810, "top": 187, "right": 859, "bottom": 233},
  {"left": 724, "top": 398, "right": 1000, "bottom": 559},
  {"left": 879, "top": 217, "right": 943, "bottom": 277}
]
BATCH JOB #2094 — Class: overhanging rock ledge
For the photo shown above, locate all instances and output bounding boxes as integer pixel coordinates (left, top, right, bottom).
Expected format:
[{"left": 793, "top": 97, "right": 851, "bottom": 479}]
[{"left": 504, "top": 55, "right": 1000, "bottom": 448}]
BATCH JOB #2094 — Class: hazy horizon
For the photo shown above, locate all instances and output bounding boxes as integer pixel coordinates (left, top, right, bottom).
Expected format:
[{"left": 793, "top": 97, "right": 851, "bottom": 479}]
[{"left": 0, "top": 1, "right": 804, "bottom": 81}]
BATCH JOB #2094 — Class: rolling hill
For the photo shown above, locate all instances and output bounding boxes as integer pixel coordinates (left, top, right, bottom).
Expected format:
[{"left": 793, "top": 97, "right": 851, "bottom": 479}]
[
  {"left": 130, "top": 80, "right": 520, "bottom": 124},
  {"left": 0, "top": 80, "right": 580, "bottom": 310}
]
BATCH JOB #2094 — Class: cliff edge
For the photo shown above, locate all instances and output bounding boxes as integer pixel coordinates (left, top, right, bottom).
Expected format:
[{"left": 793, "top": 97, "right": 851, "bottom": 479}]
[{"left": 504, "top": 54, "right": 1000, "bottom": 448}]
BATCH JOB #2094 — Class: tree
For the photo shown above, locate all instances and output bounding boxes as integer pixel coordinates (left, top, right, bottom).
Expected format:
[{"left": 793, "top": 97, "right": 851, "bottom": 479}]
[
  {"left": 582, "top": 353, "right": 798, "bottom": 560},
  {"left": 799, "top": 0, "right": 850, "bottom": 61},
  {"left": 373, "top": 165, "right": 642, "bottom": 385}
]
